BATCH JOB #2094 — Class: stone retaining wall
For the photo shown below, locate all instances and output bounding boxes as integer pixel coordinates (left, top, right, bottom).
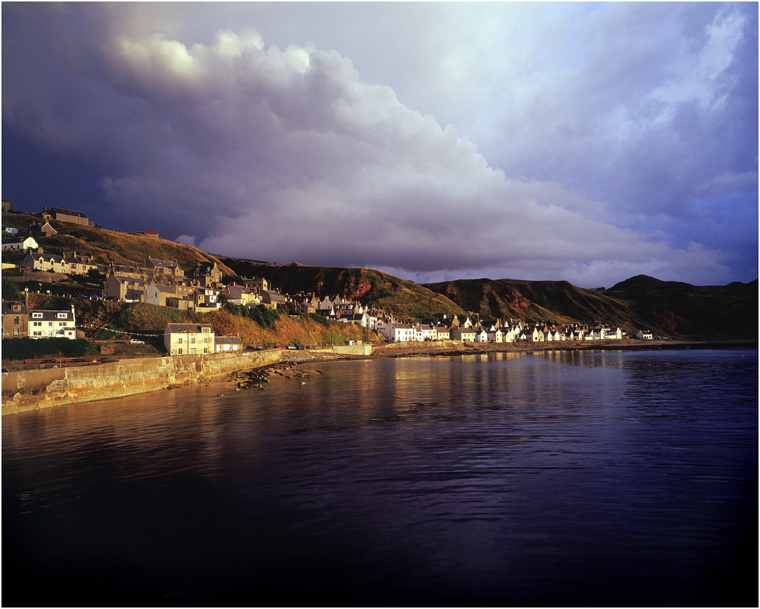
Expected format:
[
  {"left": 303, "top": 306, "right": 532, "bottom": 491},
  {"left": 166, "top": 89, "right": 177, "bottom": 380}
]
[{"left": 1, "top": 350, "right": 281, "bottom": 415}]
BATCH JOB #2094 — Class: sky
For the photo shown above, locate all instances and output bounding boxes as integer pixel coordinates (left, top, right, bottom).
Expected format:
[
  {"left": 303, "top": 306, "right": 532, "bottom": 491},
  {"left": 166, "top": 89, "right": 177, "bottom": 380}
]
[{"left": 2, "top": 2, "right": 757, "bottom": 288}]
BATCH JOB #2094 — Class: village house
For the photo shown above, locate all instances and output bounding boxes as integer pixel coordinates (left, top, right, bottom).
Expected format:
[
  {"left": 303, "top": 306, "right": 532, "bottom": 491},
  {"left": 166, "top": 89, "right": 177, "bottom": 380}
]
[
  {"left": 29, "top": 221, "right": 58, "bottom": 237},
  {"left": 39, "top": 206, "right": 93, "bottom": 226},
  {"left": 144, "top": 281, "right": 180, "bottom": 307},
  {"left": 19, "top": 252, "right": 67, "bottom": 274},
  {"left": 241, "top": 277, "right": 269, "bottom": 294},
  {"left": 104, "top": 273, "right": 150, "bottom": 302},
  {"left": 2, "top": 301, "right": 28, "bottom": 338},
  {"left": 164, "top": 323, "right": 214, "bottom": 355},
  {"left": 636, "top": 330, "right": 653, "bottom": 339},
  {"left": 260, "top": 290, "right": 288, "bottom": 310},
  {"left": 451, "top": 326, "right": 477, "bottom": 342},
  {"left": 29, "top": 307, "right": 77, "bottom": 339},
  {"left": 215, "top": 336, "right": 243, "bottom": 353},
  {"left": 383, "top": 322, "right": 415, "bottom": 342},
  {"left": 147, "top": 257, "right": 184, "bottom": 279},
  {"left": 227, "top": 285, "right": 258, "bottom": 306},
  {"left": 67, "top": 254, "right": 99, "bottom": 276},
  {"left": 192, "top": 287, "right": 219, "bottom": 310},
  {"left": 3, "top": 236, "right": 39, "bottom": 251},
  {"left": 191, "top": 262, "right": 223, "bottom": 287}
]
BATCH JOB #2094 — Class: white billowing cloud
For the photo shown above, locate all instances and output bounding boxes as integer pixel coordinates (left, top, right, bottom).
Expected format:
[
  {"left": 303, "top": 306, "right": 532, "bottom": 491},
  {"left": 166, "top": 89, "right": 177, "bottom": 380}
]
[{"left": 2, "top": 3, "right": 755, "bottom": 288}]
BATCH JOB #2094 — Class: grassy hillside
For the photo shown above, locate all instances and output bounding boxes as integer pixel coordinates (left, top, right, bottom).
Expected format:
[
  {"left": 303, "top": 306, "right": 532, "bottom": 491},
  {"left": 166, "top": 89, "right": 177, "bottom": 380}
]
[
  {"left": 2, "top": 211, "right": 234, "bottom": 274},
  {"left": 220, "top": 259, "right": 466, "bottom": 322}
]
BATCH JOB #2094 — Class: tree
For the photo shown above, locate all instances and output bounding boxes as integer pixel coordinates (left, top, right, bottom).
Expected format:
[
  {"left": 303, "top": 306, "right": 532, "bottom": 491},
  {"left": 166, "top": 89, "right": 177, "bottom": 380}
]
[{"left": 2, "top": 279, "right": 21, "bottom": 301}]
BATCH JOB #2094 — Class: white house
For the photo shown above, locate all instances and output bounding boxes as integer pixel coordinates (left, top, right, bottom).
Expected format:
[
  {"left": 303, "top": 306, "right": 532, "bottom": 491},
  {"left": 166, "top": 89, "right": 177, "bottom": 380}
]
[
  {"left": 164, "top": 323, "right": 214, "bottom": 355},
  {"left": 3, "top": 237, "right": 39, "bottom": 251},
  {"left": 29, "top": 307, "right": 76, "bottom": 339},
  {"left": 636, "top": 330, "right": 653, "bottom": 340},
  {"left": 215, "top": 336, "right": 243, "bottom": 353},
  {"left": 383, "top": 323, "right": 415, "bottom": 342}
]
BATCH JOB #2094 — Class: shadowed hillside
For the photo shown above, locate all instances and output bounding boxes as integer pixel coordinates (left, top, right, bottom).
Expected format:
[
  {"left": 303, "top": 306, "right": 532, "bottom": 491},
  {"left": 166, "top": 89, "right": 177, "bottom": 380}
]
[
  {"left": 602, "top": 275, "right": 758, "bottom": 340},
  {"left": 424, "top": 275, "right": 758, "bottom": 340}
]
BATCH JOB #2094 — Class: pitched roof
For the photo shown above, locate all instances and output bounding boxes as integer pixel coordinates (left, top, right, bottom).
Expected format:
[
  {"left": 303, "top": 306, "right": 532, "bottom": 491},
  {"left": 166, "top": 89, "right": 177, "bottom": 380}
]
[
  {"left": 2, "top": 301, "right": 27, "bottom": 315},
  {"left": 216, "top": 336, "right": 242, "bottom": 345},
  {"left": 148, "top": 257, "right": 178, "bottom": 269},
  {"left": 47, "top": 206, "right": 89, "bottom": 219},
  {"left": 165, "top": 323, "right": 214, "bottom": 333}
]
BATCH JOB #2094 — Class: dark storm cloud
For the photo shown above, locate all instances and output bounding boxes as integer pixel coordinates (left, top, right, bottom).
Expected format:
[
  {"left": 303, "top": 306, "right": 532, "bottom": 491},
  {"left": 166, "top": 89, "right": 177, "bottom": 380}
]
[{"left": 2, "top": 3, "right": 756, "bottom": 287}]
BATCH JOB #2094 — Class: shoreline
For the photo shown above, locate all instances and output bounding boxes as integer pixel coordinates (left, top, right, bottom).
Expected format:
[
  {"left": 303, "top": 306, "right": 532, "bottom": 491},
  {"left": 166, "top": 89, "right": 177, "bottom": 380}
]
[{"left": 281, "top": 338, "right": 758, "bottom": 365}]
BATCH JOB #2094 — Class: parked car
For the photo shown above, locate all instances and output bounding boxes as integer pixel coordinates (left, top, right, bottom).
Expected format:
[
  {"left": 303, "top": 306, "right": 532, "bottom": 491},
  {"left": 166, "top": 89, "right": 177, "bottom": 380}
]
[{"left": 130, "top": 338, "right": 145, "bottom": 344}]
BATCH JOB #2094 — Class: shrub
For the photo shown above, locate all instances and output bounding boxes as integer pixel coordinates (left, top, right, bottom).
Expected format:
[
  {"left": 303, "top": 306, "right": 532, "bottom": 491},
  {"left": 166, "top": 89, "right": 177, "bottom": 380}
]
[{"left": 2, "top": 337, "right": 96, "bottom": 360}]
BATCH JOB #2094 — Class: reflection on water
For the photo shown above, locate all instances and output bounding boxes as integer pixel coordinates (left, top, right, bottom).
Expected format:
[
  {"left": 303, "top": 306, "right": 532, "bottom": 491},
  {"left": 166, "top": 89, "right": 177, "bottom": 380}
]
[{"left": 3, "top": 349, "right": 757, "bottom": 606}]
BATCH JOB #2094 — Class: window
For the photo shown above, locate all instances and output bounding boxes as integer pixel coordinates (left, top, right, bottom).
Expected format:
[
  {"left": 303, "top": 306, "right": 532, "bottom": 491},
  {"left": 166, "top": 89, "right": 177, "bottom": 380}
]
[
  {"left": 32, "top": 313, "right": 42, "bottom": 319},
  {"left": 178, "top": 337, "right": 183, "bottom": 344},
  {"left": 178, "top": 348, "right": 183, "bottom": 355},
  {"left": 13, "top": 328, "right": 19, "bottom": 336},
  {"left": 12, "top": 304, "right": 20, "bottom": 312},
  {"left": 33, "top": 321, "right": 41, "bottom": 327},
  {"left": 13, "top": 316, "right": 19, "bottom": 324},
  {"left": 191, "top": 337, "right": 196, "bottom": 344}
]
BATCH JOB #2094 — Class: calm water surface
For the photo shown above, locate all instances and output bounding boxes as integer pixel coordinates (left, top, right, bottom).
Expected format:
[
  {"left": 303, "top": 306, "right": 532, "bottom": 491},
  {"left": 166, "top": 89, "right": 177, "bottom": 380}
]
[{"left": 3, "top": 348, "right": 757, "bottom": 606}]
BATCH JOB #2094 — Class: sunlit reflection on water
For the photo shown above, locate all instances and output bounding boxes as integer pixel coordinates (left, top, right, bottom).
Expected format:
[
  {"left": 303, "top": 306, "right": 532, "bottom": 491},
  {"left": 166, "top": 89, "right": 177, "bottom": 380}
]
[{"left": 3, "top": 349, "right": 757, "bottom": 606}]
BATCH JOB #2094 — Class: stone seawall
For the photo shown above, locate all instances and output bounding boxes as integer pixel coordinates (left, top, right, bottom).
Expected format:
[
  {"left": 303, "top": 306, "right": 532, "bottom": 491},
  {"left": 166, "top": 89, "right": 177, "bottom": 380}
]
[{"left": 1, "top": 350, "right": 281, "bottom": 415}]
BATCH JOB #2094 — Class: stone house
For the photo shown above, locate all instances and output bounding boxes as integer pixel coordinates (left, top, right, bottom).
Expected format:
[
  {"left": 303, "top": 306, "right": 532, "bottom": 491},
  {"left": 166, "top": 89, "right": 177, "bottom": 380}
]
[
  {"left": 451, "top": 326, "right": 477, "bottom": 342},
  {"left": 40, "top": 206, "right": 93, "bottom": 226},
  {"left": 104, "top": 273, "right": 149, "bottom": 302},
  {"left": 148, "top": 257, "right": 184, "bottom": 279},
  {"left": 20, "top": 252, "right": 66, "bottom": 274},
  {"left": 2, "top": 301, "right": 28, "bottom": 338}
]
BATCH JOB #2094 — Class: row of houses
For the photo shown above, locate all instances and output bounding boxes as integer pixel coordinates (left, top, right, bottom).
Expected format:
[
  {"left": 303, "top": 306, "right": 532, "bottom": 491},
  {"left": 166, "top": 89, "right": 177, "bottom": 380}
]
[{"left": 380, "top": 316, "right": 626, "bottom": 343}]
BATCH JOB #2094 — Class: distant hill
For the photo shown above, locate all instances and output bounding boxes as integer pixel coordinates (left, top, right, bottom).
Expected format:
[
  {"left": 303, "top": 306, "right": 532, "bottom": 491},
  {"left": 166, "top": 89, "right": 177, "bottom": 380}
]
[
  {"left": 602, "top": 275, "right": 758, "bottom": 339},
  {"left": 423, "top": 275, "right": 758, "bottom": 340}
]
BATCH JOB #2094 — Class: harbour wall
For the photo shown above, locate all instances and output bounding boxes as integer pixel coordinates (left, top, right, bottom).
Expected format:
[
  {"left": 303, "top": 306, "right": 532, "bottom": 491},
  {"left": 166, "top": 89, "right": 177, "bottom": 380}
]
[{"left": 1, "top": 349, "right": 281, "bottom": 415}]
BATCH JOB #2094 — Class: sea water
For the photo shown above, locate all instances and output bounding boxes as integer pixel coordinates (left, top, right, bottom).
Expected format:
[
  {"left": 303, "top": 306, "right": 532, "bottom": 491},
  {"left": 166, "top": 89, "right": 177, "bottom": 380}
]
[{"left": 3, "top": 348, "right": 757, "bottom": 606}]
